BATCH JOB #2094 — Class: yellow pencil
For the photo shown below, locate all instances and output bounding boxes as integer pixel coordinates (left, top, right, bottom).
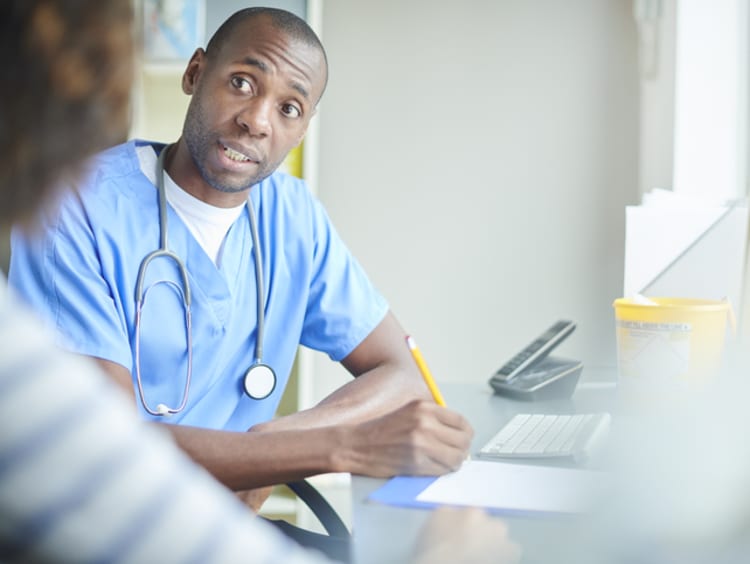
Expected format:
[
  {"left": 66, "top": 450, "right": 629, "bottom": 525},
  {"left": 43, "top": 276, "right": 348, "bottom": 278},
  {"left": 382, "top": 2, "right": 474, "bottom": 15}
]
[{"left": 406, "top": 335, "right": 447, "bottom": 407}]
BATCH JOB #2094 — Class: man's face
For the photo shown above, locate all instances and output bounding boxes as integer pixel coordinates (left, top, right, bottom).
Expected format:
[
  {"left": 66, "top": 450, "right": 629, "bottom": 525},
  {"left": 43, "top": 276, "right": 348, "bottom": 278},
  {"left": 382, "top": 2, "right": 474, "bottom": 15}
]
[{"left": 181, "top": 18, "right": 326, "bottom": 194}]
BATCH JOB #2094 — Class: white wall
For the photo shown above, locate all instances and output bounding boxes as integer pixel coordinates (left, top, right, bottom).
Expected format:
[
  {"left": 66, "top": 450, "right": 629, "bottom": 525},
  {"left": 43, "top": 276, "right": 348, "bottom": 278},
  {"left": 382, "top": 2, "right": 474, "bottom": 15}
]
[{"left": 307, "top": 0, "right": 640, "bottom": 398}]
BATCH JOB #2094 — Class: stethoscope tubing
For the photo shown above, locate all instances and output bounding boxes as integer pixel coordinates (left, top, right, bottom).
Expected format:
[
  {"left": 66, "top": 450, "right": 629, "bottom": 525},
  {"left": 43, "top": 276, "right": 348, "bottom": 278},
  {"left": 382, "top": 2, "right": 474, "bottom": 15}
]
[{"left": 133, "top": 144, "right": 274, "bottom": 417}]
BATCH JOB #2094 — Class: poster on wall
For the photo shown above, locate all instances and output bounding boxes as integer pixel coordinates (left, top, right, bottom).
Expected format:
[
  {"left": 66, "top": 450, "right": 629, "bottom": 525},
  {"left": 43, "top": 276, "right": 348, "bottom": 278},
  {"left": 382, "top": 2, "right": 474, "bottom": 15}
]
[{"left": 143, "top": 0, "right": 205, "bottom": 62}]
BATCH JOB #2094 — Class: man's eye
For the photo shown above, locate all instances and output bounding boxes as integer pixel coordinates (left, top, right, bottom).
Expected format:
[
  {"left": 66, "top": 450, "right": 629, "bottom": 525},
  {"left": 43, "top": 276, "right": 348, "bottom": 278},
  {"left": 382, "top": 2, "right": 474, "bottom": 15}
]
[
  {"left": 282, "top": 103, "right": 301, "bottom": 118},
  {"left": 231, "top": 77, "right": 253, "bottom": 93}
]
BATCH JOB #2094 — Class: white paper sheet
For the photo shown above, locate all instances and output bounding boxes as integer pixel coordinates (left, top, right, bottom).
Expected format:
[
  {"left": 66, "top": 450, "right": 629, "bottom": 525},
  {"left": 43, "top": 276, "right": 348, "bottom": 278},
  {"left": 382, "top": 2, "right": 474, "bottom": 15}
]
[{"left": 415, "top": 460, "right": 608, "bottom": 515}]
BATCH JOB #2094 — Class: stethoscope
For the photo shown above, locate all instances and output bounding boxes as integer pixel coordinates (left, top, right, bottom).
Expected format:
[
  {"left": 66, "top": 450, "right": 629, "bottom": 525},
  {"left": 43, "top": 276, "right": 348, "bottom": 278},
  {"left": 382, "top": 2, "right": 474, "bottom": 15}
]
[{"left": 134, "top": 144, "right": 277, "bottom": 417}]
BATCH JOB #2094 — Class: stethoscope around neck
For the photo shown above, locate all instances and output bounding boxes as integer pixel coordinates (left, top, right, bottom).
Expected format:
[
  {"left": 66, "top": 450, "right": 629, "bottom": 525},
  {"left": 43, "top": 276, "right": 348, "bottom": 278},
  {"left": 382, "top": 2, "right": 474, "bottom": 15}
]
[{"left": 134, "top": 144, "right": 277, "bottom": 417}]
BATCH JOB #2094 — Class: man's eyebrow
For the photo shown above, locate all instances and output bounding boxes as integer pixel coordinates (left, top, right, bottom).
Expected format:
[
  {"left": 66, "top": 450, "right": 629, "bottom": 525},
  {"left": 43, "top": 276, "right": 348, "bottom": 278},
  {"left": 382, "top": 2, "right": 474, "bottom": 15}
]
[
  {"left": 240, "top": 56, "right": 310, "bottom": 100},
  {"left": 290, "top": 81, "right": 309, "bottom": 100},
  {"left": 242, "top": 57, "right": 268, "bottom": 72}
]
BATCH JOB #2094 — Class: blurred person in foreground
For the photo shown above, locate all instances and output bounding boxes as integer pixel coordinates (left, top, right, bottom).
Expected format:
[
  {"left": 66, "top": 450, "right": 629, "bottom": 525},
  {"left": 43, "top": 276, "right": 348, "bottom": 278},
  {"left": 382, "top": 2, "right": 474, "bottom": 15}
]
[
  {"left": 0, "top": 1, "right": 520, "bottom": 563},
  {"left": 598, "top": 344, "right": 750, "bottom": 564},
  {"left": 562, "top": 344, "right": 750, "bottom": 564}
]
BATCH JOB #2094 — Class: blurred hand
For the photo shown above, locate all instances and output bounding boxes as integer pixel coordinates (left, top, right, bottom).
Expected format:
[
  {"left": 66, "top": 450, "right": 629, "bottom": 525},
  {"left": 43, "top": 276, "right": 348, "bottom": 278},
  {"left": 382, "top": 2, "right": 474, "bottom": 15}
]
[
  {"left": 342, "top": 399, "right": 473, "bottom": 476},
  {"left": 414, "top": 507, "right": 521, "bottom": 564},
  {"left": 236, "top": 486, "right": 274, "bottom": 513}
]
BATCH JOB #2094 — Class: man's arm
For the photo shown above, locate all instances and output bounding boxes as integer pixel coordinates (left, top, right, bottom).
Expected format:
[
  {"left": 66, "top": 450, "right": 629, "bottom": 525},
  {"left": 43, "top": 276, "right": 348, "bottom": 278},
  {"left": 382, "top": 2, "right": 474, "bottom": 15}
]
[
  {"left": 96, "top": 310, "right": 428, "bottom": 428},
  {"left": 253, "top": 311, "right": 435, "bottom": 431},
  {"left": 169, "top": 399, "right": 470, "bottom": 490},
  {"left": 94, "top": 315, "right": 473, "bottom": 492}
]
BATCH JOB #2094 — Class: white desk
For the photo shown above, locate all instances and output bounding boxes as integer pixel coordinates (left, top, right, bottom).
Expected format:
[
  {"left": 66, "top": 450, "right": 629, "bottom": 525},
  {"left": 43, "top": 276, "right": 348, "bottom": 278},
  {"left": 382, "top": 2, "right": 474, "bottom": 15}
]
[{"left": 349, "top": 375, "right": 618, "bottom": 564}]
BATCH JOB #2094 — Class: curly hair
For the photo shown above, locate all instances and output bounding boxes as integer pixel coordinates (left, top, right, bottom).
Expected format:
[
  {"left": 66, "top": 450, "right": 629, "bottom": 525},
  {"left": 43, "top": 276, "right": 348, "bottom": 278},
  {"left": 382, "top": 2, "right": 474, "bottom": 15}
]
[{"left": 0, "top": 0, "right": 133, "bottom": 226}]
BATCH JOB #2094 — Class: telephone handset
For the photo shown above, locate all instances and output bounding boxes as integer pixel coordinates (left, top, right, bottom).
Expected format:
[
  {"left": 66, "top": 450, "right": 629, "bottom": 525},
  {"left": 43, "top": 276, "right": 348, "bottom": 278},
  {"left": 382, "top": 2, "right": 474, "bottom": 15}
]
[{"left": 488, "top": 320, "right": 582, "bottom": 400}]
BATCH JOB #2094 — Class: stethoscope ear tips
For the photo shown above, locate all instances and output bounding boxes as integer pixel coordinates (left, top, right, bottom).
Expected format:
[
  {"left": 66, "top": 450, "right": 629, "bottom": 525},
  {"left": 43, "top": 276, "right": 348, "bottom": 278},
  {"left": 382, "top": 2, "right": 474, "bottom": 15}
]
[{"left": 156, "top": 403, "right": 172, "bottom": 416}]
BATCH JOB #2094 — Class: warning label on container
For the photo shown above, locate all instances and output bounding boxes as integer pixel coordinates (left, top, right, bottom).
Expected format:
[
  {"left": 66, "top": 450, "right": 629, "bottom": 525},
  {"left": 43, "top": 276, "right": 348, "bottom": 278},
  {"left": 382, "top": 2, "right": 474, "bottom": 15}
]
[{"left": 615, "top": 320, "right": 691, "bottom": 383}]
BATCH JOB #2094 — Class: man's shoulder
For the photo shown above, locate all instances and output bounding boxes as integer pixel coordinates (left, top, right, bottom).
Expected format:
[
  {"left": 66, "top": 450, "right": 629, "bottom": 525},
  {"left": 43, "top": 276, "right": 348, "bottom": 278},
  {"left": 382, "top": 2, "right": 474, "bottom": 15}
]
[
  {"left": 260, "top": 170, "right": 309, "bottom": 193},
  {"left": 86, "top": 139, "right": 154, "bottom": 180},
  {"left": 257, "top": 171, "right": 318, "bottom": 213},
  {"left": 74, "top": 139, "right": 158, "bottom": 201}
]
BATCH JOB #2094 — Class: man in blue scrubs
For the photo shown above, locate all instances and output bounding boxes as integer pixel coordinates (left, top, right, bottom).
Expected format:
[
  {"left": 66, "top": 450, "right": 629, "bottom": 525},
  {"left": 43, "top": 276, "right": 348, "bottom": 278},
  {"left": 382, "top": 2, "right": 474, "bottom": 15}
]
[{"left": 9, "top": 4, "right": 472, "bottom": 539}]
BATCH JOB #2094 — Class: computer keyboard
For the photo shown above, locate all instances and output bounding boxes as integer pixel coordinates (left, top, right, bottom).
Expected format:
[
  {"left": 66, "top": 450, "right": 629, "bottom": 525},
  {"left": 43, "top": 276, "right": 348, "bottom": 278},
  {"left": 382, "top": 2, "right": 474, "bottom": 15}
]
[{"left": 477, "top": 412, "right": 611, "bottom": 462}]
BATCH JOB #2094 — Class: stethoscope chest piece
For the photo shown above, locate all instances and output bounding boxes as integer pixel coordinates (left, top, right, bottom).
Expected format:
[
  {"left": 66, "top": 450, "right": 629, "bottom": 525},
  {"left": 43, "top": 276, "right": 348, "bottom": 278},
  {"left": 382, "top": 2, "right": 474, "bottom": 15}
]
[{"left": 243, "top": 363, "right": 276, "bottom": 400}]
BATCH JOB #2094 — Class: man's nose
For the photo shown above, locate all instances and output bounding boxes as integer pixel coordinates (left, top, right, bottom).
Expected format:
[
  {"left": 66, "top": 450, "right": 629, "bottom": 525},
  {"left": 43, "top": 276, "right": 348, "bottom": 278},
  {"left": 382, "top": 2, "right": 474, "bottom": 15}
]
[{"left": 237, "top": 99, "right": 272, "bottom": 137}]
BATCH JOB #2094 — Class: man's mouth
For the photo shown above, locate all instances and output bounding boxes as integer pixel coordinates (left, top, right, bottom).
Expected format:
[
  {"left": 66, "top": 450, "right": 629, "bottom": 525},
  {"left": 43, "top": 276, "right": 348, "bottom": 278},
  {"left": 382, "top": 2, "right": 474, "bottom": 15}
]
[{"left": 222, "top": 144, "right": 254, "bottom": 163}]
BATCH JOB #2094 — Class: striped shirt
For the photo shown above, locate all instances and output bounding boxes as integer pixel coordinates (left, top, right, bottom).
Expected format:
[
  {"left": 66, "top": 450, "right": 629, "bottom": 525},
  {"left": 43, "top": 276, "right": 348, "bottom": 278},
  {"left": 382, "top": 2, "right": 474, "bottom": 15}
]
[{"left": 0, "top": 277, "right": 332, "bottom": 563}]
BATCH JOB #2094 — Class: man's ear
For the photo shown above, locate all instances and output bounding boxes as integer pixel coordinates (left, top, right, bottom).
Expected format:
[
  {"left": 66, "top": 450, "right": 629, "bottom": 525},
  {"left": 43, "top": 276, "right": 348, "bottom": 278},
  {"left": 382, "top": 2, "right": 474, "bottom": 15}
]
[
  {"left": 294, "top": 129, "right": 308, "bottom": 148},
  {"left": 182, "top": 48, "right": 206, "bottom": 95},
  {"left": 295, "top": 107, "right": 318, "bottom": 145}
]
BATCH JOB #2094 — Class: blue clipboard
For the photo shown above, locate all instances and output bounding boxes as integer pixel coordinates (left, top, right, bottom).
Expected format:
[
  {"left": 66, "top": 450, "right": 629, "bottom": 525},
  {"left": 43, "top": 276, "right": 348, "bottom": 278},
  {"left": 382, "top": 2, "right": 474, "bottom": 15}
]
[
  {"left": 367, "top": 475, "right": 533, "bottom": 516},
  {"left": 367, "top": 461, "right": 608, "bottom": 517},
  {"left": 367, "top": 476, "right": 439, "bottom": 511}
]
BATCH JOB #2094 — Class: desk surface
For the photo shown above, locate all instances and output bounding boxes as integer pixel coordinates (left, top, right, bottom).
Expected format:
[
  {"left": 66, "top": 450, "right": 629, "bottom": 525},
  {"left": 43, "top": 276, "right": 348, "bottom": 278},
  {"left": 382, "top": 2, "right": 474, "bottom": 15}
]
[{"left": 350, "top": 376, "right": 617, "bottom": 564}]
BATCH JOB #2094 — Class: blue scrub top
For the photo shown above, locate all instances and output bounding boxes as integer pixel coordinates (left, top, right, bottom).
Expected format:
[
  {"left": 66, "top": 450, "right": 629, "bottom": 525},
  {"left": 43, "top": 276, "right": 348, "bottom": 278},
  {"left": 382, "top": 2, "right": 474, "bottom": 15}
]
[{"left": 9, "top": 140, "right": 388, "bottom": 431}]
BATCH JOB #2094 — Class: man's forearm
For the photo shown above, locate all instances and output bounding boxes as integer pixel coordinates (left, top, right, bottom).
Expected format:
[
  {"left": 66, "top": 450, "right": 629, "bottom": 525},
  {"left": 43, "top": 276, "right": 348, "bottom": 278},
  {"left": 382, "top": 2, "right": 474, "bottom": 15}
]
[
  {"left": 166, "top": 394, "right": 473, "bottom": 491},
  {"left": 254, "top": 364, "right": 431, "bottom": 433},
  {"left": 167, "top": 424, "right": 347, "bottom": 490}
]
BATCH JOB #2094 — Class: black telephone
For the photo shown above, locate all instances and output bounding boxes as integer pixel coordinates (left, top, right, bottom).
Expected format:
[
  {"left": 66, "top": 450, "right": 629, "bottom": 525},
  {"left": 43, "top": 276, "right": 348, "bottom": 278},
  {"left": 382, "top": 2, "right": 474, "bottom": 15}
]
[{"left": 488, "top": 320, "right": 583, "bottom": 400}]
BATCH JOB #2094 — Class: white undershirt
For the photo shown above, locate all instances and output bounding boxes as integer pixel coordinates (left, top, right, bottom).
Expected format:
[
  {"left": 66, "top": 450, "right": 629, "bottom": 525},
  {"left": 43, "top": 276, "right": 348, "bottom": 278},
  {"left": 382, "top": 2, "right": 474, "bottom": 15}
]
[{"left": 137, "top": 145, "right": 245, "bottom": 265}]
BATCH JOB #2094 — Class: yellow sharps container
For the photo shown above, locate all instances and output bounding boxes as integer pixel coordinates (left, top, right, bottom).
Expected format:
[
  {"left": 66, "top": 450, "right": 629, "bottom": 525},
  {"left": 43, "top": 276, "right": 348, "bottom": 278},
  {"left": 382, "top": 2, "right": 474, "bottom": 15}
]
[{"left": 613, "top": 297, "right": 730, "bottom": 400}]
